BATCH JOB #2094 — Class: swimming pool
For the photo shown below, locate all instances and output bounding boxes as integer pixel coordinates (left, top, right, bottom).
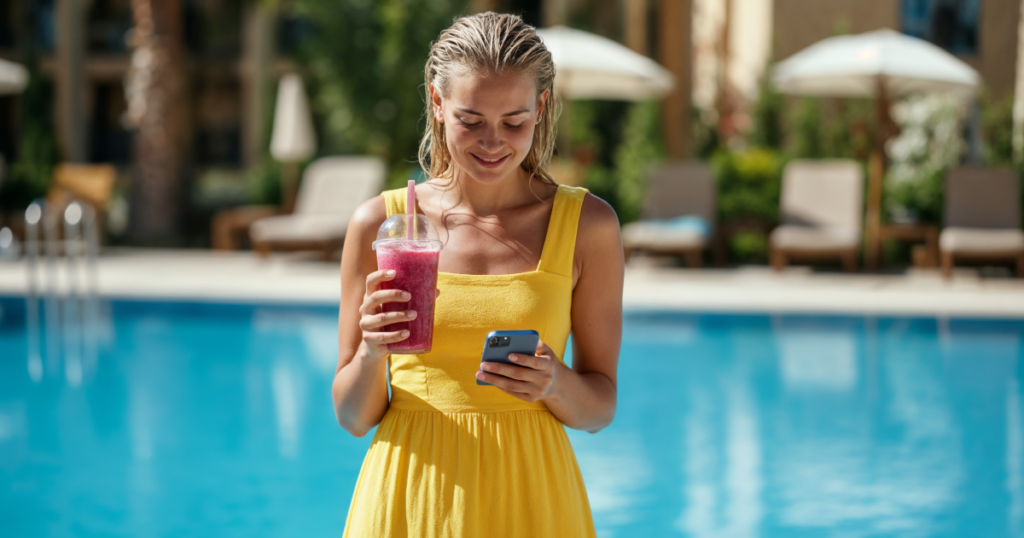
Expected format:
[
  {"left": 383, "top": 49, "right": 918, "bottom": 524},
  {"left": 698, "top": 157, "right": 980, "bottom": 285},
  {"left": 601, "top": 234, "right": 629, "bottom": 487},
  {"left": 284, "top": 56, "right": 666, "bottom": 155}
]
[{"left": 1, "top": 297, "right": 1022, "bottom": 537}]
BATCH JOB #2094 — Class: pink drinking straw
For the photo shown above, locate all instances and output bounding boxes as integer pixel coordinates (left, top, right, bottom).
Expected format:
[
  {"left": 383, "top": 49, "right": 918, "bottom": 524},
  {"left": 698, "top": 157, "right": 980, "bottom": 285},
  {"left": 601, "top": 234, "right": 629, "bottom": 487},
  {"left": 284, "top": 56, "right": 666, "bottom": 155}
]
[{"left": 406, "top": 179, "right": 416, "bottom": 240}]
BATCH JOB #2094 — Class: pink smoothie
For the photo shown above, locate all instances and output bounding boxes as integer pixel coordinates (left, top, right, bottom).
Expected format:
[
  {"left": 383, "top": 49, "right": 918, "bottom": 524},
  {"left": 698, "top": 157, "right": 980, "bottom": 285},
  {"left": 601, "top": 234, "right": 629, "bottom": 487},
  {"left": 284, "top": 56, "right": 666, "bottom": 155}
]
[{"left": 375, "top": 241, "right": 441, "bottom": 354}]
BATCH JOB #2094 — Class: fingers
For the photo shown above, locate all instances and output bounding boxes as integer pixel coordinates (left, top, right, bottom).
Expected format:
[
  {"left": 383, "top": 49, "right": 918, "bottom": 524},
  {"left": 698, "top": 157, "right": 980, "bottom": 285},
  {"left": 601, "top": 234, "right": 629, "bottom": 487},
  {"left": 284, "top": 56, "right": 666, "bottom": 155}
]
[
  {"left": 476, "top": 370, "right": 533, "bottom": 395},
  {"left": 535, "top": 339, "right": 555, "bottom": 358},
  {"left": 480, "top": 361, "right": 543, "bottom": 382},
  {"left": 364, "top": 329, "right": 410, "bottom": 346},
  {"left": 366, "top": 269, "right": 396, "bottom": 292},
  {"left": 477, "top": 340, "right": 561, "bottom": 402},
  {"left": 361, "top": 289, "right": 410, "bottom": 316},
  {"left": 359, "top": 309, "right": 417, "bottom": 332},
  {"left": 507, "top": 352, "right": 550, "bottom": 371}
]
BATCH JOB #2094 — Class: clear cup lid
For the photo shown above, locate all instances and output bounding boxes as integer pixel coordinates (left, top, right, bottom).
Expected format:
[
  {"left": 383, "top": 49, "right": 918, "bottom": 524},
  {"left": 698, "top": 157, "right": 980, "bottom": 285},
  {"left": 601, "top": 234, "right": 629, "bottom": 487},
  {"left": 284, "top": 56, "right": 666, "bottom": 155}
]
[{"left": 372, "top": 214, "right": 443, "bottom": 250}]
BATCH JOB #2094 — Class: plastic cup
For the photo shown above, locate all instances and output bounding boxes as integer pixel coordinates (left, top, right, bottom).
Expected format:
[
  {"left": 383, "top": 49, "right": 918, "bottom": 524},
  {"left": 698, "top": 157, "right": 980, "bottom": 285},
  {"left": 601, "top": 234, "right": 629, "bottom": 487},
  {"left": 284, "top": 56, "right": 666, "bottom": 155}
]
[{"left": 372, "top": 214, "right": 442, "bottom": 354}]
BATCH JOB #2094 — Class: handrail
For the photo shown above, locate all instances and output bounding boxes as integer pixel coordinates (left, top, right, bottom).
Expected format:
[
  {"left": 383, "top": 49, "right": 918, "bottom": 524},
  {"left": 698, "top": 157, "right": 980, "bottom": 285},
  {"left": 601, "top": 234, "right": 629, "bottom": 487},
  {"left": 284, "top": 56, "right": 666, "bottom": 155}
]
[{"left": 22, "top": 199, "right": 101, "bottom": 385}]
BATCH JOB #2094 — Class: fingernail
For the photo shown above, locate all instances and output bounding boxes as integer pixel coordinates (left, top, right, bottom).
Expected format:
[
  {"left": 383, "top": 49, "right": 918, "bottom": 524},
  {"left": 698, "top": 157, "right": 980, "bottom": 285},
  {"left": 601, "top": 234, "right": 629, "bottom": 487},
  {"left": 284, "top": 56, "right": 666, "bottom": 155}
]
[
  {"left": 401, "top": 330, "right": 409, "bottom": 337},
  {"left": 481, "top": 363, "right": 491, "bottom": 371},
  {"left": 509, "top": 354, "right": 518, "bottom": 362},
  {"left": 402, "top": 292, "right": 411, "bottom": 300},
  {"left": 387, "top": 270, "right": 396, "bottom": 276},
  {"left": 407, "top": 310, "right": 417, "bottom": 319}
]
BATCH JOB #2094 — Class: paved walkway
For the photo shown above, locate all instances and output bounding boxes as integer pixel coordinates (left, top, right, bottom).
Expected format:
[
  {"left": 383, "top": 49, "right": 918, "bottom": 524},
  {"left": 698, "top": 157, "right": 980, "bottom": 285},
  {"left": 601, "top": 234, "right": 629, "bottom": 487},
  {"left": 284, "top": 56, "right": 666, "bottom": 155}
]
[{"left": 0, "top": 249, "right": 1022, "bottom": 317}]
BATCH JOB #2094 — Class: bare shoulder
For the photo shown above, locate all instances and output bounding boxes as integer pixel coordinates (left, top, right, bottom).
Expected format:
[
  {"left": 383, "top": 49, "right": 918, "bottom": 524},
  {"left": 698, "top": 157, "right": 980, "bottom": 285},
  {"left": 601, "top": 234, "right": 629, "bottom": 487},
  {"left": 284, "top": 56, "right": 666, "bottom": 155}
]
[
  {"left": 578, "top": 192, "right": 621, "bottom": 244},
  {"left": 347, "top": 195, "right": 389, "bottom": 242},
  {"left": 573, "top": 192, "right": 622, "bottom": 274},
  {"left": 581, "top": 191, "right": 618, "bottom": 231}
]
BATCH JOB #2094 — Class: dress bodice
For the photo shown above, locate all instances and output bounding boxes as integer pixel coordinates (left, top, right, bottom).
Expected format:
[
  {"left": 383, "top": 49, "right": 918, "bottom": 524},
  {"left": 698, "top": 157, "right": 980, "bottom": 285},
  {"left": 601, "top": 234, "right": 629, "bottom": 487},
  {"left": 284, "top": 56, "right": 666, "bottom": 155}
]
[{"left": 381, "top": 184, "right": 587, "bottom": 413}]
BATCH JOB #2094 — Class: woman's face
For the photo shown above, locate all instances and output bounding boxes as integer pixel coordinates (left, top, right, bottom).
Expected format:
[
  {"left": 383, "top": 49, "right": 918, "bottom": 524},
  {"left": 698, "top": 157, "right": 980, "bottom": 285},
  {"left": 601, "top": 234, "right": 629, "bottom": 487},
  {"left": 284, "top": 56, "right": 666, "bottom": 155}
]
[{"left": 431, "top": 71, "right": 547, "bottom": 185}]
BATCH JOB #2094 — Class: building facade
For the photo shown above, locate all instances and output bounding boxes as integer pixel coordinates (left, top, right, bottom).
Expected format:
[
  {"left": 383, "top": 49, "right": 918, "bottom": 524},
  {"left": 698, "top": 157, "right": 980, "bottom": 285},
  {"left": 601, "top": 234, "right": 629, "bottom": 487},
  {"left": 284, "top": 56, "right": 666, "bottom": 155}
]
[{"left": 0, "top": 0, "right": 1017, "bottom": 185}]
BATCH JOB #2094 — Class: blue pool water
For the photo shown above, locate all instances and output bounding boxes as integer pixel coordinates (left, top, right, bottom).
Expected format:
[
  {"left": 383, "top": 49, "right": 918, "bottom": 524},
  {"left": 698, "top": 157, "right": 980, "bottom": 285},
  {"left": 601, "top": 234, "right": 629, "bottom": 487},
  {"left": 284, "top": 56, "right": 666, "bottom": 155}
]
[{"left": 1, "top": 297, "right": 1023, "bottom": 537}]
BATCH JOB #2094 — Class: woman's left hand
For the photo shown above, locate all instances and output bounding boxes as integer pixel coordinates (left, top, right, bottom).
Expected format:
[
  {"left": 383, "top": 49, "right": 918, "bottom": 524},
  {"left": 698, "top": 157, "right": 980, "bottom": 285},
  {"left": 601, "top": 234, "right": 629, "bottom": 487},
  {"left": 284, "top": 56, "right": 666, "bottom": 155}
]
[{"left": 475, "top": 340, "right": 562, "bottom": 403}]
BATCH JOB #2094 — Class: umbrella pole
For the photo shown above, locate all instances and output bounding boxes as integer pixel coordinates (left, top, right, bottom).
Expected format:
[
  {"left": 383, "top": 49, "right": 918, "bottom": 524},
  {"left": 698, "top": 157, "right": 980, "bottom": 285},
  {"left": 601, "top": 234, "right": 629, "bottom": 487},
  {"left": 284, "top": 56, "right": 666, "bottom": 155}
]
[
  {"left": 865, "top": 76, "right": 890, "bottom": 272},
  {"left": 282, "top": 161, "right": 299, "bottom": 215}
]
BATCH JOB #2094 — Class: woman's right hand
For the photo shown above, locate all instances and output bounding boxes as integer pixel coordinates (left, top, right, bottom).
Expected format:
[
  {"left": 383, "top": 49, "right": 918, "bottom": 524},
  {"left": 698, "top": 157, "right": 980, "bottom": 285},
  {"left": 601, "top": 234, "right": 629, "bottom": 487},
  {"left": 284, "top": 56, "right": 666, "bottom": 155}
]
[{"left": 358, "top": 269, "right": 414, "bottom": 361}]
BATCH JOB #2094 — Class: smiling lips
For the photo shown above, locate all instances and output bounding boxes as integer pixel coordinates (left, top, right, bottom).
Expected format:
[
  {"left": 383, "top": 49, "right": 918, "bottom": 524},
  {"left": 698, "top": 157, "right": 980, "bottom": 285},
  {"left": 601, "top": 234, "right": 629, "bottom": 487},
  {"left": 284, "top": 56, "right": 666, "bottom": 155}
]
[{"left": 472, "top": 153, "right": 510, "bottom": 168}]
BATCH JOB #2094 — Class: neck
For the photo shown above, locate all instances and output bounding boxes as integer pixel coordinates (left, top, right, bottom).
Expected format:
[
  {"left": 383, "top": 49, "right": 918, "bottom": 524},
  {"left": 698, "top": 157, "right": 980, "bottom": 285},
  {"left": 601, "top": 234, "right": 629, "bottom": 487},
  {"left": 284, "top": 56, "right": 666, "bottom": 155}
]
[{"left": 449, "top": 166, "right": 549, "bottom": 216}]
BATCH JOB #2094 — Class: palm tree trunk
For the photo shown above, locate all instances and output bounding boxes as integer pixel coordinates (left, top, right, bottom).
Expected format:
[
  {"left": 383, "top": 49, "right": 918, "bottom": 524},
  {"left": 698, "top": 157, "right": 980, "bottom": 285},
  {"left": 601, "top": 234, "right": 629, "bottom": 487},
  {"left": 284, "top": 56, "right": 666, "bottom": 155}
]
[{"left": 126, "top": 0, "right": 184, "bottom": 242}]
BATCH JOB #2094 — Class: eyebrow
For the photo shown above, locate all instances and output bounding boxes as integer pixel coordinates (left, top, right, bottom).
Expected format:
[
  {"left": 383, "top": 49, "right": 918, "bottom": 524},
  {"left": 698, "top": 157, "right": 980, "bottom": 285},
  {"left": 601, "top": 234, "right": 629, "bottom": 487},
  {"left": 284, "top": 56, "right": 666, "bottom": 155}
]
[{"left": 457, "top": 108, "right": 530, "bottom": 117}]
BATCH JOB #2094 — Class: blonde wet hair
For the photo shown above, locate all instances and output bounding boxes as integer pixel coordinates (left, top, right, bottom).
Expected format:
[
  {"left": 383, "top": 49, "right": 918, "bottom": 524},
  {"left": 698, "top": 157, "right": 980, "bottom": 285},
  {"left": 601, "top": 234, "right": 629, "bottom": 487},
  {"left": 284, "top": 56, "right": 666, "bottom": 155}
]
[{"left": 418, "top": 12, "right": 559, "bottom": 185}]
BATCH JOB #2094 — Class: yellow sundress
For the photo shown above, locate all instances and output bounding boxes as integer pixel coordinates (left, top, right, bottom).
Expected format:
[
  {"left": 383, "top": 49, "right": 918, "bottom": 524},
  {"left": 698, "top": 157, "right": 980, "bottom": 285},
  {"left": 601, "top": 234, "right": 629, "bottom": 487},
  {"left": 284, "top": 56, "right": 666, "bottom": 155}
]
[{"left": 343, "top": 184, "right": 596, "bottom": 537}]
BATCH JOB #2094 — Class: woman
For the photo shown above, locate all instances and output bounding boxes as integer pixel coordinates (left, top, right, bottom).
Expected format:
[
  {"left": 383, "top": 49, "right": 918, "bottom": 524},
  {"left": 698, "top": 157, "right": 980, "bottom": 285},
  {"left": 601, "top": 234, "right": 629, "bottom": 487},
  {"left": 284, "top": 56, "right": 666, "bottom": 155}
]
[{"left": 333, "top": 12, "right": 623, "bottom": 537}]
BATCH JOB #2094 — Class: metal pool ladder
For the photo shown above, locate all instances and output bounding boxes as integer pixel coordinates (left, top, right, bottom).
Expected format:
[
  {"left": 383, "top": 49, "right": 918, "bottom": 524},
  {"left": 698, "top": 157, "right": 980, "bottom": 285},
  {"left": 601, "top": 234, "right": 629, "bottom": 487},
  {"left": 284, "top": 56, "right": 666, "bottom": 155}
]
[{"left": 23, "top": 199, "right": 102, "bottom": 385}]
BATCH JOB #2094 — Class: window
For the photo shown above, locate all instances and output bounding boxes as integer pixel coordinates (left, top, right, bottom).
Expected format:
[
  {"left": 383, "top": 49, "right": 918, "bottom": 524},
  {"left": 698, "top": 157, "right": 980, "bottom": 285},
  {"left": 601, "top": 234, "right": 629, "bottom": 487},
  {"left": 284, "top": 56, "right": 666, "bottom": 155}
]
[{"left": 901, "top": 0, "right": 980, "bottom": 55}]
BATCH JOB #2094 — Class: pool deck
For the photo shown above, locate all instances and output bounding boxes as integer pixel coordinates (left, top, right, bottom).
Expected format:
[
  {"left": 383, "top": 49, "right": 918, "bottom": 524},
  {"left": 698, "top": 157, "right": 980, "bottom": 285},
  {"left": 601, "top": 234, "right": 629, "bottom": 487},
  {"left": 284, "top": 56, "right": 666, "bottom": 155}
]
[{"left": 0, "top": 248, "right": 1022, "bottom": 317}]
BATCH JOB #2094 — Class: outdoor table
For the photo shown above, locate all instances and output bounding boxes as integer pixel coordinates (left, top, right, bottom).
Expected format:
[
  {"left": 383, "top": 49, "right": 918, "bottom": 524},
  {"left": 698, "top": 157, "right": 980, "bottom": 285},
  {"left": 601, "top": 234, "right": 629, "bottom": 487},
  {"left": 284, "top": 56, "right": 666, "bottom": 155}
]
[
  {"left": 873, "top": 223, "right": 939, "bottom": 268},
  {"left": 211, "top": 205, "right": 280, "bottom": 251},
  {"left": 716, "top": 219, "right": 777, "bottom": 266}
]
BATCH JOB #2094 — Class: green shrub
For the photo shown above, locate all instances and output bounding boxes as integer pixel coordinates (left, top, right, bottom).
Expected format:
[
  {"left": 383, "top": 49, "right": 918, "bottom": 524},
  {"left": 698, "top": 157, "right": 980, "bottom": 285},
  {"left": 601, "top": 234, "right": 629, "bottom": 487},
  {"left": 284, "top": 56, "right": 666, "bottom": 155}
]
[
  {"left": 749, "top": 73, "right": 783, "bottom": 151},
  {"left": 712, "top": 147, "right": 785, "bottom": 223},
  {"left": 290, "top": 0, "right": 464, "bottom": 182},
  {"left": 980, "top": 92, "right": 1013, "bottom": 166},
  {"left": 0, "top": 124, "right": 55, "bottom": 211},
  {"left": 568, "top": 100, "right": 602, "bottom": 156},
  {"left": 245, "top": 159, "right": 283, "bottom": 206},
  {"left": 884, "top": 94, "right": 966, "bottom": 224},
  {"left": 790, "top": 97, "right": 823, "bottom": 158},
  {"left": 729, "top": 230, "right": 769, "bottom": 263},
  {"left": 580, "top": 100, "right": 663, "bottom": 224},
  {"left": 710, "top": 148, "right": 785, "bottom": 264},
  {"left": 978, "top": 92, "right": 1024, "bottom": 227},
  {"left": 883, "top": 166, "right": 944, "bottom": 225},
  {"left": 1, "top": 61, "right": 57, "bottom": 212},
  {"left": 583, "top": 164, "right": 615, "bottom": 211},
  {"left": 612, "top": 100, "right": 663, "bottom": 224},
  {"left": 692, "top": 108, "right": 720, "bottom": 159}
]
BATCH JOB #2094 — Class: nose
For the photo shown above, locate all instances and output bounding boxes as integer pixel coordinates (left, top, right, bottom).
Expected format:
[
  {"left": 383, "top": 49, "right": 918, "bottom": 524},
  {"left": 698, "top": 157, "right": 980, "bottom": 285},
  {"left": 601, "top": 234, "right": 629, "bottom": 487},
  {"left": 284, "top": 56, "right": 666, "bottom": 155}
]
[{"left": 478, "top": 125, "right": 502, "bottom": 152}]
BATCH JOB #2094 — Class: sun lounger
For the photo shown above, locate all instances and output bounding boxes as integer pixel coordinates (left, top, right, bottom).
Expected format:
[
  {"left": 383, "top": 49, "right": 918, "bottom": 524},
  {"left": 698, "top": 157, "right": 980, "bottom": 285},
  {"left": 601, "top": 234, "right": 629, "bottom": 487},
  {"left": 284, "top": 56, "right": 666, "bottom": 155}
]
[
  {"left": 621, "top": 162, "right": 716, "bottom": 267},
  {"left": 769, "top": 160, "right": 863, "bottom": 273},
  {"left": 46, "top": 164, "right": 117, "bottom": 242},
  {"left": 939, "top": 166, "right": 1024, "bottom": 278},
  {"left": 251, "top": 156, "right": 385, "bottom": 261}
]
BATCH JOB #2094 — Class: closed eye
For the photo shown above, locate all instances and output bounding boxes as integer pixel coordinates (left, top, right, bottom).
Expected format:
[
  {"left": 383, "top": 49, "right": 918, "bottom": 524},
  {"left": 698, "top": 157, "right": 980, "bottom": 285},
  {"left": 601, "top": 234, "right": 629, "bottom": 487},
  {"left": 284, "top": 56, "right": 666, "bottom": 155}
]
[{"left": 457, "top": 119, "right": 525, "bottom": 130}]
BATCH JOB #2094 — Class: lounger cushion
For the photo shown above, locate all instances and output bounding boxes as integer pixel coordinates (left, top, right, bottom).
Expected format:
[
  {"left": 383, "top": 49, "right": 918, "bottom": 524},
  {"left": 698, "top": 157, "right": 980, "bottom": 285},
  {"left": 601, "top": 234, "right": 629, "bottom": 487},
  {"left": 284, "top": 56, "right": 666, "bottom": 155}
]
[
  {"left": 247, "top": 156, "right": 385, "bottom": 251},
  {"left": 939, "top": 227, "right": 1024, "bottom": 254},
  {"left": 770, "top": 225, "right": 860, "bottom": 251},
  {"left": 945, "top": 167, "right": 1020, "bottom": 229},
  {"left": 250, "top": 215, "right": 349, "bottom": 243},
  {"left": 622, "top": 221, "right": 708, "bottom": 251},
  {"left": 780, "top": 160, "right": 864, "bottom": 230}
]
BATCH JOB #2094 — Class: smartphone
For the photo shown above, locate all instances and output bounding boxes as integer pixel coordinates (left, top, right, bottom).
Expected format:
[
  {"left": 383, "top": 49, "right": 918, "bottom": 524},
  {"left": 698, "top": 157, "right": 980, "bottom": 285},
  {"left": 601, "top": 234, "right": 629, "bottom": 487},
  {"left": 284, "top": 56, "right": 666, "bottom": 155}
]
[{"left": 476, "top": 330, "right": 540, "bottom": 386}]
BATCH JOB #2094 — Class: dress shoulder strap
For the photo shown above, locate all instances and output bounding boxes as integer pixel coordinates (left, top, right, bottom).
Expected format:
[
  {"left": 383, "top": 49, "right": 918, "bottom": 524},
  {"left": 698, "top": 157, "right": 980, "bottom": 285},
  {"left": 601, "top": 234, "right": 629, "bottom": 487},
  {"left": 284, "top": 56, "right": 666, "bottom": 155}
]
[
  {"left": 382, "top": 188, "right": 407, "bottom": 218},
  {"left": 538, "top": 185, "right": 589, "bottom": 277}
]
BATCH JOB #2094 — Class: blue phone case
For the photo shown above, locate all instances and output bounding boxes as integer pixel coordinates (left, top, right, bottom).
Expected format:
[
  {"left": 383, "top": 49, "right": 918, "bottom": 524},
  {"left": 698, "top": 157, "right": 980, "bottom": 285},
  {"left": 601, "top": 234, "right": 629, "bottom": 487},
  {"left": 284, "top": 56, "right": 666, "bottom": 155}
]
[{"left": 477, "top": 330, "right": 540, "bottom": 386}]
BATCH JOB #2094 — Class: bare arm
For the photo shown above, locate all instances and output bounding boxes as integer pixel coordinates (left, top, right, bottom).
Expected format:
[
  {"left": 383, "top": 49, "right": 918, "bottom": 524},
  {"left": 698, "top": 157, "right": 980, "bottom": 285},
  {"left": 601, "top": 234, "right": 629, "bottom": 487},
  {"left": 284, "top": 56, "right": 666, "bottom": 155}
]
[
  {"left": 475, "top": 194, "right": 624, "bottom": 433},
  {"left": 332, "top": 196, "right": 415, "bottom": 437}
]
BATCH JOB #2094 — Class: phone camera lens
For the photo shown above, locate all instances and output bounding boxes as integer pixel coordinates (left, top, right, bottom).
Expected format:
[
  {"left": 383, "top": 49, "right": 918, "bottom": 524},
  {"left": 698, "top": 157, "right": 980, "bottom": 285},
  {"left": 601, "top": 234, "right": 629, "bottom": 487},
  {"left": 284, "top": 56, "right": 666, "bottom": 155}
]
[{"left": 489, "top": 337, "right": 499, "bottom": 348}]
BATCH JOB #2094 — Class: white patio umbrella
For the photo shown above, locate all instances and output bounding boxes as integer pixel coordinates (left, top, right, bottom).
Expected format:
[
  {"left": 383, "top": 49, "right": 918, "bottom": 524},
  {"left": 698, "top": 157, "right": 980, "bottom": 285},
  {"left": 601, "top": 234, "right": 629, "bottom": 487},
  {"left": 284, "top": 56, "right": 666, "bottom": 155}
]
[
  {"left": 0, "top": 58, "right": 28, "bottom": 95},
  {"left": 773, "top": 29, "right": 979, "bottom": 98},
  {"left": 270, "top": 73, "right": 317, "bottom": 213},
  {"left": 537, "top": 26, "right": 674, "bottom": 101},
  {"left": 772, "top": 29, "right": 980, "bottom": 270}
]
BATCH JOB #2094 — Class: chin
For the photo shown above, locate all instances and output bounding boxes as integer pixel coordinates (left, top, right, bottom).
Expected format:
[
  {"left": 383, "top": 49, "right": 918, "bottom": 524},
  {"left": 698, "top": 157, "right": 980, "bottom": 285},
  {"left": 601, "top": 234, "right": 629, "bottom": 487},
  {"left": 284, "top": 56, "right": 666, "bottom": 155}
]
[
  {"left": 468, "top": 166, "right": 514, "bottom": 185},
  {"left": 457, "top": 156, "right": 523, "bottom": 185}
]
